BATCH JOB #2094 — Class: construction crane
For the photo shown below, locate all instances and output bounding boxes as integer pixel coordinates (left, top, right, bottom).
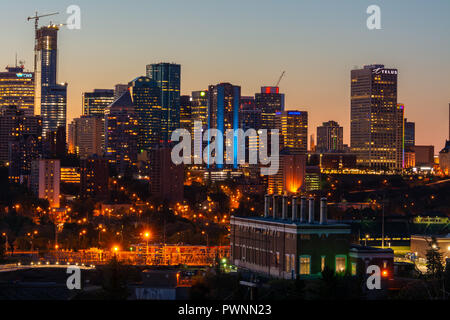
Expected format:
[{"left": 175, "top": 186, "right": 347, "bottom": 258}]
[
  {"left": 27, "top": 11, "right": 59, "bottom": 72},
  {"left": 275, "top": 71, "right": 286, "bottom": 87}
]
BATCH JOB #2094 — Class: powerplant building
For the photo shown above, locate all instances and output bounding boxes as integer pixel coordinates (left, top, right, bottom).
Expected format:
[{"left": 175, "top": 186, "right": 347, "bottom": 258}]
[
  {"left": 230, "top": 196, "right": 394, "bottom": 280},
  {"left": 350, "top": 65, "right": 403, "bottom": 170}
]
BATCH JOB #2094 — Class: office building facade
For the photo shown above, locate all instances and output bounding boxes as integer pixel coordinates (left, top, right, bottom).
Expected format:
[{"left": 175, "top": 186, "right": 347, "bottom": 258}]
[
  {"left": 316, "top": 121, "right": 344, "bottom": 152},
  {"left": 276, "top": 111, "right": 308, "bottom": 153},
  {"left": 83, "top": 89, "right": 115, "bottom": 117},
  {"left": 146, "top": 63, "right": 181, "bottom": 142},
  {"left": 350, "top": 65, "right": 403, "bottom": 170},
  {"left": 0, "top": 66, "right": 35, "bottom": 116}
]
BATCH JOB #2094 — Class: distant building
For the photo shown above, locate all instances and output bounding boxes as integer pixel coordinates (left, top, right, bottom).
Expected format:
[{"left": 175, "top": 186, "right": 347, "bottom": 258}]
[
  {"left": 276, "top": 111, "right": 308, "bottom": 154},
  {"left": 69, "top": 116, "right": 104, "bottom": 159},
  {"left": 305, "top": 166, "right": 321, "bottom": 191},
  {"left": 114, "top": 84, "right": 129, "bottom": 100},
  {"left": 129, "top": 76, "right": 161, "bottom": 150},
  {"left": 31, "top": 159, "right": 60, "bottom": 208},
  {"left": 35, "top": 25, "right": 67, "bottom": 138},
  {"left": 350, "top": 65, "right": 403, "bottom": 170},
  {"left": 413, "top": 145, "right": 435, "bottom": 167},
  {"left": 0, "top": 66, "right": 35, "bottom": 116},
  {"left": 316, "top": 121, "right": 343, "bottom": 152},
  {"left": 207, "top": 82, "right": 241, "bottom": 169},
  {"left": 179, "top": 95, "right": 192, "bottom": 131},
  {"left": 60, "top": 166, "right": 80, "bottom": 184},
  {"left": 404, "top": 118, "right": 415, "bottom": 148},
  {"left": 191, "top": 90, "right": 208, "bottom": 129},
  {"left": 0, "top": 105, "right": 42, "bottom": 182},
  {"left": 439, "top": 141, "right": 450, "bottom": 175},
  {"left": 268, "top": 149, "right": 306, "bottom": 195},
  {"left": 255, "top": 86, "right": 285, "bottom": 131},
  {"left": 146, "top": 63, "right": 181, "bottom": 142},
  {"left": 411, "top": 234, "right": 450, "bottom": 260},
  {"left": 69, "top": 116, "right": 105, "bottom": 159},
  {"left": 80, "top": 156, "right": 109, "bottom": 199},
  {"left": 148, "top": 147, "right": 184, "bottom": 203},
  {"left": 104, "top": 91, "right": 138, "bottom": 175},
  {"left": 83, "top": 89, "right": 114, "bottom": 117},
  {"left": 307, "top": 153, "right": 357, "bottom": 170}
]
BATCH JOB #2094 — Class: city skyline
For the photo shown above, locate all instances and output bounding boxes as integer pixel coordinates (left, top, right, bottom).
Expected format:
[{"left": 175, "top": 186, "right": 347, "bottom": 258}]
[{"left": 0, "top": 0, "right": 449, "bottom": 150}]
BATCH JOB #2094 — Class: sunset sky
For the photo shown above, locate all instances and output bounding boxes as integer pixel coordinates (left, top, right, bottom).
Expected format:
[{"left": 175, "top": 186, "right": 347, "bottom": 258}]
[{"left": 1, "top": 0, "right": 449, "bottom": 150}]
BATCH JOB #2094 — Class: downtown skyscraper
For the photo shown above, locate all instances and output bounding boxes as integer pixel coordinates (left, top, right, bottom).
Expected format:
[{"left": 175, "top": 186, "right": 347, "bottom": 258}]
[
  {"left": 207, "top": 83, "right": 241, "bottom": 169},
  {"left": 129, "top": 76, "right": 162, "bottom": 151},
  {"left": 146, "top": 63, "right": 180, "bottom": 142},
  {"left": 0, "top": 66, "right": 35, "bottom": 116},
  {"left": 350, "top": 64, "right": 404, "bottom": 170},
  {"left": 316, "top": 121, "right": 344, "bottom": 153},
  {"left": 35, "top": 25, "right": 68, "bottom": 138}
]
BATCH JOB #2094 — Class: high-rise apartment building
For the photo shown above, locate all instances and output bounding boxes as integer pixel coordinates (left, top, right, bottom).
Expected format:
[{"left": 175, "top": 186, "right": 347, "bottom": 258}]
[
  {"left": 0, "top": 66, "right": 35, "bottom": 116},
  {"left": 350, "top": 64, "right": 403, "bottom": 170},
  {"left": 69, "top": 116, "right": 104, "bottom": 159},
  {"left": 180, "top": 95, "right": 192, "bottom": 131},
  {"left": 316, "top": 121, "right": 344, "bottom": 153},
  {"left": 35, "top": 25, "right": 67, "bottom": 137},
  {"left": 146, "top": 63, "right": 181, "bottom": 142},
  {"left": 31, "top": 159, "right": 60, "bottom": 208}
]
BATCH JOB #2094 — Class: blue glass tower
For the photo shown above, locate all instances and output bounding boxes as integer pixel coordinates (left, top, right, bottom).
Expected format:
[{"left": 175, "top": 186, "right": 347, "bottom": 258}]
[
  {"left": 146, "top": 63, "right": 180, "bottom": 142},
  {"left": 207, "top": 83, "right": 241, "bottom": 169}
]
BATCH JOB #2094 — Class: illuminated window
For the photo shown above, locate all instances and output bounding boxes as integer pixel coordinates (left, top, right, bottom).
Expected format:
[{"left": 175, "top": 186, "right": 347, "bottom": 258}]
[
  {"left": 335, "top": 255, "right": 346, "bottom": 273},
  {"left": 351, "top": 263, "right": 357, "bottom": 276},
  {"left": 299, "top": 256, "right": 311, "bottom": 275},
  {"left": 321, "top": 256, "right": 326, "bottom": 271}
]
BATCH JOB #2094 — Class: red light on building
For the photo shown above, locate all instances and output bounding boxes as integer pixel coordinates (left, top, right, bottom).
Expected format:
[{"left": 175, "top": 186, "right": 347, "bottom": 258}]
[{"left": 382, "top": 269, "right": 388, "bottom": 277}]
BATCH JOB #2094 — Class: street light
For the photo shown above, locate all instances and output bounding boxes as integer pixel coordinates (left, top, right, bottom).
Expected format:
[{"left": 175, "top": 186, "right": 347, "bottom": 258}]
[
  {"left": 365, "top": 234, "right": 369, "bottom": 246},
  {"left": 143, "top": 232, "right": 151, "bottom": 264}
]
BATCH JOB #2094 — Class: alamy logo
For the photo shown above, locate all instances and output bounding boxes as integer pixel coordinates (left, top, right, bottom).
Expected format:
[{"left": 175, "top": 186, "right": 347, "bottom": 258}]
[
  {"left": 366, "top": 265, "right": 381, "bottom": 290},
  {"left": 66, "top": 266, "right": 81, "bottom": 290},
  {"left": 171, "top": 121, "right": 280, "bottom": 175},
  {"left": 66, "top": 5, "right": 81, "bottom": 30},
  {"left": 366, "top": 5, "right": 381, "bottom": 30}
]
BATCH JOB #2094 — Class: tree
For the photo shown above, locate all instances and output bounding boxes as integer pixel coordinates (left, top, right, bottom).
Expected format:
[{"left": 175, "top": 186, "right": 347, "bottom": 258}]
[
  {"left": 101, "top": 256, "right": 129, "bottom": 300},
  {"left": 425, "top": 243, "right": 444, "bottom": 279}
]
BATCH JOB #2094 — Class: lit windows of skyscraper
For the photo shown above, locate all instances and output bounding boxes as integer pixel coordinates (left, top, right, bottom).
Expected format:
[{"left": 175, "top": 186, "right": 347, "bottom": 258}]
[
  {"left": 69, "top": 116, "right": 104, "bottom": 159},
  {"left": 180, "top": 95, "right": 192, "bottom": 131},
  {"left": 35, "top": 25, "right": 67, "bottom": 138},
  {"left": 350, "top": 64, "right": 403, "bottom": 170},
  {"left": 129, "top": 76, "right": 161, "bottom": 151},
  {"left": 191, "top": 90, "right": 208, "bottom": 128},
  {"left": 255, "top": 86, "right": 285, "bottom": 131},
  {"left": 276, "top": 111, "right": 308, "bottom": 154},
  {"left": 404, "top": 118, "right": 415, "bottom": 148},
  {"left": 0, "top": 66, "right": 35, "bottom": 116},
  {"left": 316, "top": 121, "right": 344, "bottom": 153},
  {"left": 146, "top": 63, "right": 181, "bottom": 142},
  {"left": 208, "top": 83, "right": 241, "bottom": 168},
  {"left": 104, "top": 91, "right": 138, "bottom": 175},
  {"left": 83, "top": 89, "right": 115, "bottom": 117}
]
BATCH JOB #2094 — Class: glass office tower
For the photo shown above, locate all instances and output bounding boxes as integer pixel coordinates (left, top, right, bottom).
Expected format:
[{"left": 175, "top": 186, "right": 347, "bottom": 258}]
[
  {"left": 146, "top": 63, "right": 180, "bottom": 142},
  {"left": 350, "top": 64, "right": 403, "bottom": 170}
]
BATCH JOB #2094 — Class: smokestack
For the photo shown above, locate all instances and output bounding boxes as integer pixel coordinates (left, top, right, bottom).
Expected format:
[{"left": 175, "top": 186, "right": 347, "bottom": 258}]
[
  {"left": 282, "top": 196, "right": 287, "bottom": 220},
  {"left": 272, "top": 195, "right": 278, "bottom": 219},
  {"left": 264, "top": 194, "right": 270, "bottom": 217},
  {"left": 300, "top": 197, "right": 307, "bottom": 223},
  {"left": 308, "top": 197, "right": 315, "bottom": 224},
  {"left": 292, "top": 196, "right": 298, "bottom": 221},
  {"left": 320, "top": 197, "right": 327, "bottom": 225}
]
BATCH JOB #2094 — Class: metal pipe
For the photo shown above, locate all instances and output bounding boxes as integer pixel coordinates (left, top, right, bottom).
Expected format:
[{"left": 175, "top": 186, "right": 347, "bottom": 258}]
[
  {"left": 308, "top": 197, "right": 315, "bottom": 224},
  {"left": 320, "top": 197, "right": 327, "bottom": 225},
  {"left": 300, "top": 197, "right": 307, "bottom": 223},
  {"left": 292, "top": 196, "right": 298, "bottom": 221},
  {"left": 282, "top": 196, "right": 287, "bottom": 220}
]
